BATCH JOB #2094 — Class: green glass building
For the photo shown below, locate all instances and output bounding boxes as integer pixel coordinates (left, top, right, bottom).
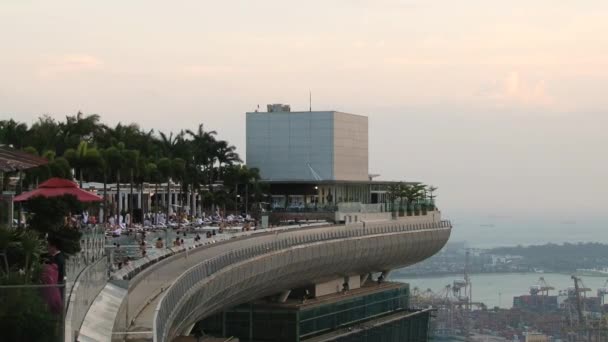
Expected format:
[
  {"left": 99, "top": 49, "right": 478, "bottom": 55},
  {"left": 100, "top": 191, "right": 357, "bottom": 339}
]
[{"left": 198, "top": 282, "right": 432, "bottom": 342}]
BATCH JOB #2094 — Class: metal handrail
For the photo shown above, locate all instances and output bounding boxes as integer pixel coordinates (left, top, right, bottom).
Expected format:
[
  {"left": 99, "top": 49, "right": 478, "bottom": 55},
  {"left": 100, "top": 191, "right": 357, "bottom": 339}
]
[{"left": 153, "top": 220, "right": 451, "bottom": 342}]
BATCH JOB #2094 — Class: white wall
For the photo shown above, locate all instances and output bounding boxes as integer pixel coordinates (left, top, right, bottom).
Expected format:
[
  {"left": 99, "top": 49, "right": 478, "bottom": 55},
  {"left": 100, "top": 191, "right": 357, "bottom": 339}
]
[{"left": 333, "top": 112, "right": 368, "bottom": 181}]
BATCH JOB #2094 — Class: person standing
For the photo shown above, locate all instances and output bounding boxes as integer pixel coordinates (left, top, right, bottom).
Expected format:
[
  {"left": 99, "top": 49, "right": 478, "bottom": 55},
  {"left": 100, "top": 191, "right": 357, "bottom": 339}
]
[{"left": 47, "top": 237, "right": 65, "bottom": 298}]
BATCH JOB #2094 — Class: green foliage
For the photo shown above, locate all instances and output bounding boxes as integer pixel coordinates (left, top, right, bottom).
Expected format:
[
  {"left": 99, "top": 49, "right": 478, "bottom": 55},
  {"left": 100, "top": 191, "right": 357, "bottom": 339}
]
[
  {"left": 157, "top": 157, "right": 172, "bottom": 180},
  {"left": 0, "top": 285, "right": 60, "bottom": 342},
  {"left": 47, "top": 157, "right": 72, "bottom": 179},
  {"left": 23, "top": 146, "right": 38, "bottom": 156},
  {"left": 172, "top": 158, "right": 186, "bottom": 180},
  {"left": 26, "top": 195, "right": 83, "bottom": 255},
  {"left": 0, "top": 112, "right": 245, "bottom": 210}
]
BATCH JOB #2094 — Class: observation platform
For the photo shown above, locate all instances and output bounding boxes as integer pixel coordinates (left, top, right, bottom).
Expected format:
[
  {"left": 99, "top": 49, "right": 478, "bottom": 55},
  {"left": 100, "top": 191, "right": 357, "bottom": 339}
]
[{"left": 77, "top": 211, "right": 451, "bottom": 342}]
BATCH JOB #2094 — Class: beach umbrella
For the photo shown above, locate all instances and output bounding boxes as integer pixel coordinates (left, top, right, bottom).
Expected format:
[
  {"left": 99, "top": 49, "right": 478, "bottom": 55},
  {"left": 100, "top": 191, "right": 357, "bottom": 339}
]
[{"left": 14, "top": 177, "right": 102, "bottom": 202}]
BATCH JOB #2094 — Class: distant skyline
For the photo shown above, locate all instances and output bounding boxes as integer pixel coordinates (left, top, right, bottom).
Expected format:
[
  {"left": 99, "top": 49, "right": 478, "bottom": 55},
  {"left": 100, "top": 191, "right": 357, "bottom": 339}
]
[{"left": 1, "top": 0, "right": 607, "bottom": 218}]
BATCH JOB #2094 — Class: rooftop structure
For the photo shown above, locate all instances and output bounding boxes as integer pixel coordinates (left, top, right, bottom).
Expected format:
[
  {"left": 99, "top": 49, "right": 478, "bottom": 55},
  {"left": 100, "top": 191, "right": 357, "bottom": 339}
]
[
  {"left": 246, "top": 104, "right": 431, "bottom": 223},
  {"left": 246, "top": 107, "right": 368, "bottom": 182},
  {"left": 68, "top": 107, "right": 450, "bottom": 342}
]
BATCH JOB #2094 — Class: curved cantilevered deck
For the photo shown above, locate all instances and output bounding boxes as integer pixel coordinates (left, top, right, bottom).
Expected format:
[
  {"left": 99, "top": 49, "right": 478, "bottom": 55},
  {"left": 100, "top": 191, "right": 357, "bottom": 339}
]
[
  {"left": 78, "top": 213, "right": 450, "bottom": 342},
  {"left": 153, "top": 218, "right": 451, "bottom": 341}
]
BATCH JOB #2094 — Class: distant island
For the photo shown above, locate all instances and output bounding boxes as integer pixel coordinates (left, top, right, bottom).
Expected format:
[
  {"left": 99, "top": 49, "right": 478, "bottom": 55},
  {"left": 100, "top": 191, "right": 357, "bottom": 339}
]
[
  {"left": 489, "top": 242, "right": 608, "bottom": 274},
  {"left": 396, "top": 242, "right": 608, "bottom": 277}
]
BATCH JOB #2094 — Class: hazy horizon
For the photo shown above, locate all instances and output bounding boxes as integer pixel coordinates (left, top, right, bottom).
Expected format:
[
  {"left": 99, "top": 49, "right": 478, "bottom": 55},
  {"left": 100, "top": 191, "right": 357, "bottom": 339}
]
[{"left": 2, "top": 1, "right": 607, "bottom": 220}]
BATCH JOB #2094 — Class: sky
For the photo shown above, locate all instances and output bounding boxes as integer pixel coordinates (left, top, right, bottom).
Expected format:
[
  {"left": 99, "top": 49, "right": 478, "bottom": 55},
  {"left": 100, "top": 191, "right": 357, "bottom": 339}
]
[{"left": 1, "top": 0, "right": 607, "bottom": 221}]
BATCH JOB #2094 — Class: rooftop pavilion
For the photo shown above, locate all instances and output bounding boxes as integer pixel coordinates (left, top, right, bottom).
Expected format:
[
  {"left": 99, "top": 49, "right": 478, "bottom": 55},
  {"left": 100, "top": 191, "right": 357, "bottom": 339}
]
[{"left": 246, "top": 105, "right": 429, "bottom": 222}]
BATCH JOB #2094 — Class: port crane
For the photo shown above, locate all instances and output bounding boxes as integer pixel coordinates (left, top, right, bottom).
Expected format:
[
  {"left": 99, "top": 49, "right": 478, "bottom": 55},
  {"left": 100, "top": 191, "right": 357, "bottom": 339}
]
[
  {"left": 572, "top": 276, "right": 586, "bottom": 327},
  {"left": 597, "top": 280, "right": 608, "bottom": 305},
  {"left": 530, "top": 277, "right": 555, "bottom": 296}
]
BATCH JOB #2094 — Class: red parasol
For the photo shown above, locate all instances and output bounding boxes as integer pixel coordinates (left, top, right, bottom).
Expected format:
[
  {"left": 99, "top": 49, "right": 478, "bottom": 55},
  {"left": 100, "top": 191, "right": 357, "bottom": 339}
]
[{"left": 14, "top": 177, "right": 103, "bottom": 202}]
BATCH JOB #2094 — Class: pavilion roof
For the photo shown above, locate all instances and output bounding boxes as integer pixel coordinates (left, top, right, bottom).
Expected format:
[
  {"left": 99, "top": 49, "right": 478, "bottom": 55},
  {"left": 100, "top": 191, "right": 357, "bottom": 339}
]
[{"left": 0, "top": 146, "right": 48, "bottom": 172}]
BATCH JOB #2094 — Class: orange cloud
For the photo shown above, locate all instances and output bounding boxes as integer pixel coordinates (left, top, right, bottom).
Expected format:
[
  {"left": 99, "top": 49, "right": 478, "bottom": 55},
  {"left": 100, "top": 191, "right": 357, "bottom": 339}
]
[
  {"left": 38, "top": 54, "right": 103, "bottom": 77},
  {"left": 479, "top": 72, "right": 554, "bottom": 108}
]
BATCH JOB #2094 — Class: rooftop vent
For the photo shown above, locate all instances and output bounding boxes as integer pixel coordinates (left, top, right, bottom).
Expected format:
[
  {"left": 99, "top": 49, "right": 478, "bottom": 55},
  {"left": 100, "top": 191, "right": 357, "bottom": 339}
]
[{"left": 267, "top": 104, "right": 291, "bottom": 112}]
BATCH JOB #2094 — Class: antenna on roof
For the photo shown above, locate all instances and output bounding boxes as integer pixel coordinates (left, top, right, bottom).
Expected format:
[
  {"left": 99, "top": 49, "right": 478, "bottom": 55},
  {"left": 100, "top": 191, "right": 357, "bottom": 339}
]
[{"left": 309, "top": 90, "right": 312, "bottom": 112}]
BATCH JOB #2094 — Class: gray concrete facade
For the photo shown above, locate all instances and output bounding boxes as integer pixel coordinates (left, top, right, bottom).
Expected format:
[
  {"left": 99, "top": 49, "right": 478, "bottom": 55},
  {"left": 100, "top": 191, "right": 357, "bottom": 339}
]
[{"left": 246, "top": 111, "right": 368, "bottom": 181}]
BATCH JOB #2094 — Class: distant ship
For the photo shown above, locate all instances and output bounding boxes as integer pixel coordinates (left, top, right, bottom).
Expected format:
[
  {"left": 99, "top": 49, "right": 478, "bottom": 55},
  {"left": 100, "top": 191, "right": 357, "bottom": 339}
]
[{"left": 480, "top": 224, "right": 495, "bottom": 228}]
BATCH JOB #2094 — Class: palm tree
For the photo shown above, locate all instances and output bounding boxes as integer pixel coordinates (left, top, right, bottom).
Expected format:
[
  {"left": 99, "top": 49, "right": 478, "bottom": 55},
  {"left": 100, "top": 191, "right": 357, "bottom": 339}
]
[
  {"left": 28, "top": 115, "right": 62, "bottom": 156},
  {"left": 186, "top": 124, "right": 216, "bottom": 193},
  {"left": 0, "top": 119, "right": 29, "bottom": 148},
  {"left": 60, "top": 112, "right": 101, "bottom": 153},
  {"left": 17, "top": 230, "right": 44, "bottom": 280},
  {"left": 171, "top": 158, "right": 186, "bottom": 217},
  {"left": 144, "top": 162, "right": 159, "bottom": 220},
  {"left": 159, "top": 131, "right": 185, "bottom": 159},
  {"left": 82, "top": 147, "right": 104, "bottom": 184},
  {"left": 122, "top": 149, "right": 139, "bottom": 225},
  {"left": 387, "top": 184, "right": 401, "bottom": 219},
  {"left": 104, "top": 145, "right": 125, "bottom": 217},
  {"left": 157, "top": 157, "right": 172, "bottom": 220},
  {"left": 214, "top": 140, "right": 241, "bottom": 180},
  {"left": 401, "top": 183, "right": 426, "bottom": 216},
  {"left": 427, "top": 185, "right": 438, "bottom": 211}
]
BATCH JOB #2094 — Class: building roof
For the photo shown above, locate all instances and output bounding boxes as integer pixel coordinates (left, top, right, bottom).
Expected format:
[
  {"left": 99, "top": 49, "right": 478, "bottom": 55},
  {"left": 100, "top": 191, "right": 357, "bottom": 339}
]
[
  {"left": 246, "top": 110, "right": 367, "bottom": 119},
  {"left": 0, "top": 146, "right": 48, "bottom": 172}
]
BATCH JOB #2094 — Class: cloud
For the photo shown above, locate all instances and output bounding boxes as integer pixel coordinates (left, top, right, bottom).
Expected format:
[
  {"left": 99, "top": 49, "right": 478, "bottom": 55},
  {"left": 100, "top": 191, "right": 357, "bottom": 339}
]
[
  {"left": 38, "top": 54, "right": 103, "bottom": 77},
  {"left": 478, "top": 72, "right": 554, "bottom": 108}
]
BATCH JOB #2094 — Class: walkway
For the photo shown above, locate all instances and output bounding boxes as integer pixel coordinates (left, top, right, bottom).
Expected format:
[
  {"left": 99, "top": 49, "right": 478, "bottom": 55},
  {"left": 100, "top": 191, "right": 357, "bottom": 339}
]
[{"left": 79, "top": 214, "right": 450, "bottom": 342}]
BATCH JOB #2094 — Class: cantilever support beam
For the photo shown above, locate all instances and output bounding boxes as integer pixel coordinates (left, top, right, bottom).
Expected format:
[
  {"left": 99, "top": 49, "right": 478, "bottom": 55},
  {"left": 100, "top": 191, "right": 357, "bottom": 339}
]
[
  {"left": 277, "top": 290, "right": 291, "bottom": 303},
  {"left": 377, "top": 270, "right": 392, "bottom": 283}
]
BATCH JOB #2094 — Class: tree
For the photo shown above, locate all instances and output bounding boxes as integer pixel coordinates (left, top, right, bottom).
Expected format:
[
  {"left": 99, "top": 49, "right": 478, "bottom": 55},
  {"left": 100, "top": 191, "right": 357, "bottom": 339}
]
[
  {"left": 214, "top": 140, "right": 241, "bottom": 180},
  {"left": 122, "top": 149, "right": 140, "bottom": 223},
  {"left": 159, "top": 131, "right": 184, "bottom": 159},
  {"left": 28, "top": 115, "right": 62, "bottom": 155},
  {"left": 145, "top": 162, "right": 160, "bottom": 221},
  {"left": 387, "top": 184, "right": 401, "bottom": 219},
  {"left": 26, "top": 195, "right": 83, "bottom": 255},
  {"left": 104, "top": 145, "right": 125, "bottom": 216},
  {"left": 60, "top": 112, "right": 101, "bottom": 152},
  {"left": 82, "top": 147, "right": 104, "bottom": 182},
  {"left": 186, "top": 124, "right": 216, "bottom": 191},
  {"left": 171, "top": 158, "right": 186, "bottom": 217},
  {"left": 63, "top": 141, "right": 91, "bottom": 187},
  {"left": 0, "top": 119, "right": 29, "bottom": 148},
  {"left": 157, "top": 157, "right": 172, "bottom": 219},
  {"left": 0, "top": 224, "right": 59, "bottom": 341},
  {"left": 0, "top": 114, "right": 250, "bottom": 221},
  {"left": 401, "top": 183, "right": 426, "bottom": 216},
  {"left": 427, "top": 185, "right": 438, "bottom": 210},
  {"left": 49, "top": 157, "right": 72, "bottom": 179}
]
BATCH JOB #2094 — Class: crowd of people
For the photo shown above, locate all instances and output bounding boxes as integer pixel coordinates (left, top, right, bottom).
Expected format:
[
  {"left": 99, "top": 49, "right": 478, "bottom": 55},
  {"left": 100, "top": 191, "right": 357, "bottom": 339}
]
[{"left": 104, "top": 210, "right": 259, "bottom": 270}]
